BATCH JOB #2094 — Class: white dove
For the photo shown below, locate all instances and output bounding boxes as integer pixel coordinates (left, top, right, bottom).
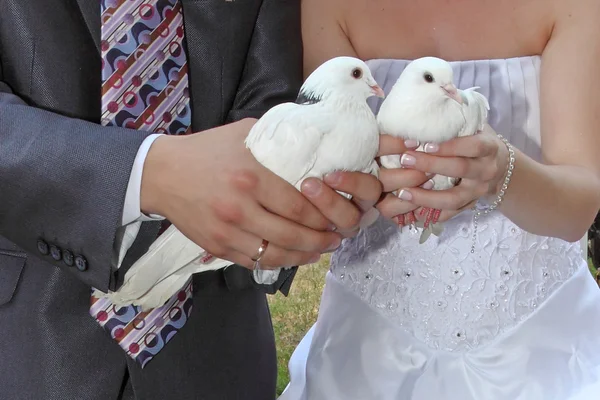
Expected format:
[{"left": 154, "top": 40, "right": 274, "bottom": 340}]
[
  {"left": 377, "top": 57, "right": 490, "bottom": 243},
  {"left": 100, "top": 56, "right": 384, "bottom": 310}
]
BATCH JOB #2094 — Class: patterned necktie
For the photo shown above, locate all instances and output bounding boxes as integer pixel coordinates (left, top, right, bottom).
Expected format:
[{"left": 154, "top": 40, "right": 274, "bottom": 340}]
[{"left": 91, "top": 0, "right": 193, "bottom": 368}]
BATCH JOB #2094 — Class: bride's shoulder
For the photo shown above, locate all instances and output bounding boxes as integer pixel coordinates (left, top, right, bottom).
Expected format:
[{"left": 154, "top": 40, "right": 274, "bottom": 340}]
[
  {"left": 553, "top": 0, "right": 600, "bottom": 24},
  {"left": 301, "top": 0, "right": 358, "bottom": 78}
]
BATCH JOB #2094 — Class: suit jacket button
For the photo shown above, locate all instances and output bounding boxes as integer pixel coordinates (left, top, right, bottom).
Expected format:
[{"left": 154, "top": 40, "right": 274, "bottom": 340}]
[
  {"left": 37, "top": 240, "right": 49, "bottom": 255},
  {"left": 63, "top": 250, "right": 74, "bottom": 267},
  {"left": 75, "top": 255, "right": 88, "bottom": 272},
  {"left": 50, "top": 245, "right": 62, "bottom": 261}
]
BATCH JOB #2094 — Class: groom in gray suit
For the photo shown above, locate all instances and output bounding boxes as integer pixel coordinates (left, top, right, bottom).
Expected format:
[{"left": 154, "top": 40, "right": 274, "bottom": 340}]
[{"left": 0, "top": 0, "right": 382, "bottom": 399}]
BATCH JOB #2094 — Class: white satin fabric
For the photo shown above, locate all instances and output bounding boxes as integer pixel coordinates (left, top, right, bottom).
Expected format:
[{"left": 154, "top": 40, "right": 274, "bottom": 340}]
[
  {"left": 283, "top": 266, "right": 600, "bottom": 400},
  {"left": 280, "top": 57, "right": 600, "bottom": 400}
]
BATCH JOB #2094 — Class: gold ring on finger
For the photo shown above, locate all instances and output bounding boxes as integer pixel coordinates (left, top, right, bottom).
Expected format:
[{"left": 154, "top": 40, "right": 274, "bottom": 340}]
[{"left": 251, "top": 239, "right": 269, "bottom": 262}]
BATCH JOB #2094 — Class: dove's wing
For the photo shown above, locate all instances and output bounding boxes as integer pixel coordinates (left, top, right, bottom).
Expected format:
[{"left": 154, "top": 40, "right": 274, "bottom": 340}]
[
  {"left": 245, "top": 102, "right": 337, "bottom": 187},
  {"left": 459, "top": 87, "right": 490, "bottom": 136}
]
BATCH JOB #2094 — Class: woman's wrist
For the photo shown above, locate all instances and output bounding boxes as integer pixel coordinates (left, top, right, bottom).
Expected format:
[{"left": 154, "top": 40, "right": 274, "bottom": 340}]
[{"left": 485, "top": 134, "right": 515, "bottom": 205}]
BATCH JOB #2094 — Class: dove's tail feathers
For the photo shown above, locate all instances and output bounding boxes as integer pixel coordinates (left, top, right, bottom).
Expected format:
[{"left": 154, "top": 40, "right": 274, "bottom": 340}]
[
  {"left": 108, "top": 226, "right": 208, "bottom": 304},
  {"left": 419, "top": 226, "right": 432, "bottom": 244},
  {"left": 106, "top": 254, "right": 231, "bottom": 309},
  {"left": 253, "top": 268, "right": 281, "bottom": 285},
  {"left": 418, "top": 221, "right": 445, "bottom": 244}
]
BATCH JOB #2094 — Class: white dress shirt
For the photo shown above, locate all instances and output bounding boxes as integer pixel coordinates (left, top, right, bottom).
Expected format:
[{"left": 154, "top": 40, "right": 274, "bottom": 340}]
[{"left": 117, "top": 133, "right": 164, "bottom": 268}]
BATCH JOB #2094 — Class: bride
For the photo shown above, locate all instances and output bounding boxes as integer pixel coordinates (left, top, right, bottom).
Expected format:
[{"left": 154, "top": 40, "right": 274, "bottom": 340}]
[{"left": 280, "top": 0, "right": 600, "bottom": 399}]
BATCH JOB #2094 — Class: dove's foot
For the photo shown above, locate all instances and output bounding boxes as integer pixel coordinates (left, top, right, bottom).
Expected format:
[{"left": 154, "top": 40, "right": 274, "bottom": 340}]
[
  {"left": 396, "top": 213, "right": 405, "bottom": 226},
  {"left": 432, "top": 209, "right": 441, "bottom": 223},
  {"left": 406, "top": 211, "right": 416, "bottom": 226},
  {"left": 419, "top": 208, "right": 442, "bottom": 228}
]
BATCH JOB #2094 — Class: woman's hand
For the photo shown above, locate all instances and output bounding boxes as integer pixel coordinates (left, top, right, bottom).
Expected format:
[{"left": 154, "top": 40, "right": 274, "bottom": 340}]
[
  {"left": 395, "top": 125, "right": 509, "bottom": 223},
  {"left": 374, "top": 135, "right": 431, "bottom": 222}
]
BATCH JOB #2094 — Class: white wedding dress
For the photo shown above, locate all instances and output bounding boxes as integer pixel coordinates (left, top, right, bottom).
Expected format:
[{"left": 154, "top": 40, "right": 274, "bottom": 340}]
[{"left": 280, "top": 57, "right": 600, "bottom": 400}]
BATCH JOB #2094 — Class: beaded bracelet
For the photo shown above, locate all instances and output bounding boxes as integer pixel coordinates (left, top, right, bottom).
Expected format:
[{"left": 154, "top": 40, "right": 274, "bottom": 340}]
[{"left": 470, "top": 134, "right": 515, "bottom": 253}]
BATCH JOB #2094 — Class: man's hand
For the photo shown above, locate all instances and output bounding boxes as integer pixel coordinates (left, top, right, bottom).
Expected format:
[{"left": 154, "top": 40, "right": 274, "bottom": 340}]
[
  {"left": 300, "top": 170, "right": 383, "bottom": 237},
  {"left": 141, "top": 118, "right": 347, "bottom": 270}
]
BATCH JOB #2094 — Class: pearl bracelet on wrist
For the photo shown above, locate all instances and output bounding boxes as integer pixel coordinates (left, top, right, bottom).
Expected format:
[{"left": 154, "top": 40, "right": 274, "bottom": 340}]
[{"left": 471, "top": 134, "right": 515, "bottom": 253}]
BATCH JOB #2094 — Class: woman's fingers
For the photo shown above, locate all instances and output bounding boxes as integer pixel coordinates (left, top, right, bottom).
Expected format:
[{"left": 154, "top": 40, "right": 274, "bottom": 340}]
[
  {"left": 378, "top": 167, "right": 431, "bottom": 193},
  {"left": 399, "top": 151, "right": 497, "bottom": 181},
  {"left": 378, "top": 134, "right": 420, "bottom": 156},
  {"left": 376, "top": 193, "right": 420, "bottom": 219},
  {"left": 396, "top": 183, "right": 480, "bottom": 211},
  {"left": 425, "top": 132, "right": 499, "bottom": 158}
]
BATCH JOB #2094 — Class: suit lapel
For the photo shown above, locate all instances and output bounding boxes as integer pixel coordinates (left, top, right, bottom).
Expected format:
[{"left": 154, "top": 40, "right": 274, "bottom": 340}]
[{"left": 75, "top": 0, "right": 101, "bottom": 53}]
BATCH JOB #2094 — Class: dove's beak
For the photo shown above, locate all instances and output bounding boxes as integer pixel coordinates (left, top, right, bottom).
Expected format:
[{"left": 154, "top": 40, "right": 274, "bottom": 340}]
[
  {"left": 442, "top": 84, "right": 462, "bottom": 104},
  {"left": 370, "top": 85, "right": 385, "bottom": 98}
]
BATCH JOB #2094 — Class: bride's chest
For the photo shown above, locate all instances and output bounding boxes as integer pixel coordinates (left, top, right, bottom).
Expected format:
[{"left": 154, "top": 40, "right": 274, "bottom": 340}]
[{"left": 344, "top": 0, "right": 554, "bottom": 61}]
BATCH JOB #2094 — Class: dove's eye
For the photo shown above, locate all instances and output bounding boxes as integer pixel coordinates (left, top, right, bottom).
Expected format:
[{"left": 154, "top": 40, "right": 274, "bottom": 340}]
[
  {"left": 352, "top": 68, "right": 363, "bottom": 79},
  {"left": 424, "top": 73, "right": 434, "bottom": 83}
]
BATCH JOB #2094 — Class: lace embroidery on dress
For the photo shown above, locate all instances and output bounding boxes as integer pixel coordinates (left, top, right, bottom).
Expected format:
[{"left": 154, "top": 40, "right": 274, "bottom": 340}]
[{"left": 330, "top": 210, "right": 582, "bottom": 352}]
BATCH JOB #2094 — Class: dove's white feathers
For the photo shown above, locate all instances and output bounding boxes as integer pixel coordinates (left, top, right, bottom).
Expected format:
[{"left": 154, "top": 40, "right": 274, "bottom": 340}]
[
  {"left": 378, "top": 57, "right": 466, "bottom": 147},
  {"left": 246, "top": 96, "right": 379, "bottom": 190},
  {"left": 420, "top": 87, "right": 491, "bottom": 193},
  {"left": 244, "top": 104, "right": 335, "bottom": 188},
  {"left": 375, "top": 57, "right": 490, "bottom": 243},
  {"left": 102, "top": 56, "right": 381, "bottom": 310},
  {"left": 98, "top": 225, "right": 230, "bottom": 310},
  {"left": 378, "top": 57, "right": 490, "bottom": 171},
  {"left": 458, "top": 87, "right": 490, "bottom": 137}
]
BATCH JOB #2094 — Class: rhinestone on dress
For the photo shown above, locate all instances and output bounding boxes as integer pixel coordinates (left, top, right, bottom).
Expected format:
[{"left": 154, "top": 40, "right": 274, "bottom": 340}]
[
  {"left": 436, "top": 299, "right": 448, "bottom": 310},
  {"left": 445, "top": 284, "right": 458, "bottom": 296}
]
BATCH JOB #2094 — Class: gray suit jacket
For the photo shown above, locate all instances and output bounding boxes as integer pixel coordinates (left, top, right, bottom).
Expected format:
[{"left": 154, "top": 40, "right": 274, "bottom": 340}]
[{"left": 0, "top": 0, "right": 301, "bottom": 398}]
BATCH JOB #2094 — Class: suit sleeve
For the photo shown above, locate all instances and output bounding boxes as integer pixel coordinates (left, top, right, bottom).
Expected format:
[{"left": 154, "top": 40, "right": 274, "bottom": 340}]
[
  {"left": 226, "top": 0, "right": 303, "bottom": 122},
  {"left": 0, "top": 78, "right": 153, "bottom": 292}
]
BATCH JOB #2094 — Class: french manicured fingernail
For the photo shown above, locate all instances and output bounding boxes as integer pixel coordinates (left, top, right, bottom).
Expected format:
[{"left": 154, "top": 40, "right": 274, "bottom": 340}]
[
  {"left": 323, "top": 172, "right": 342, "bottom": 186},
  {"left": 327, "top": 223, "right": 337, "bottom": 232},
  {"left": 422, "top": 179, "right": 435, "bottom": 190},
  {"left": 398, "top": 189, "right": 413, "bottom": 201},
  {"left": 324, "top": 172, "right": 342, "bottom": 186},
  {"left": 308, "top": 254, "right": 322, "bottom": 264},
  {"left": 404, "top": 139, "right": 420, "bottom": 148},
  {"left": 424, "top": 143, "right": 439, "bottom": 153},
  {"left": 425, "top": 172, "right": 434, "bottom": 177},
  {"left": 400, "top": 154, "right": 416, "bottom": 166},
  {"left": 301, "top": 179, "right": 322, "bottom": 197}
]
